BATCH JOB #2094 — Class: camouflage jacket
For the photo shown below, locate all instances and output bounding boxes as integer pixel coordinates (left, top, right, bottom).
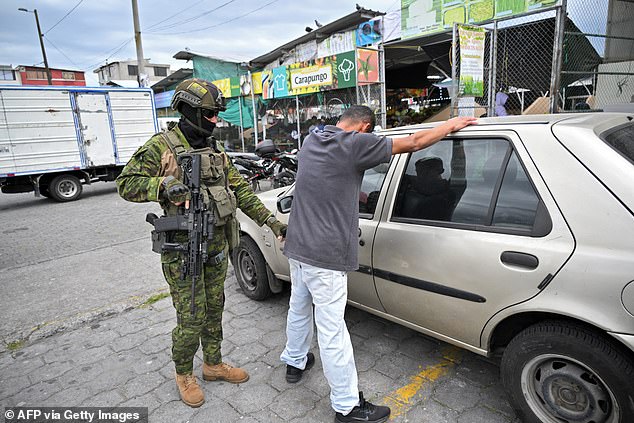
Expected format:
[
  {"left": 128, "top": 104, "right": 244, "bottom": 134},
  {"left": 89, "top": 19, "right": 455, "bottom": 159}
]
[{"left": 116, "top": 125, "right": 273, "bottom": 226}]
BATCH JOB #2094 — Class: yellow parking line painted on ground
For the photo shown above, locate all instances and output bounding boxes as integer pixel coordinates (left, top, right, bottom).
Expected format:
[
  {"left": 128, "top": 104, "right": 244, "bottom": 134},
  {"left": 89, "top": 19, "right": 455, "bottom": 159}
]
[{"left": 382, "top": 347, "right": 462, "bottom": 419}]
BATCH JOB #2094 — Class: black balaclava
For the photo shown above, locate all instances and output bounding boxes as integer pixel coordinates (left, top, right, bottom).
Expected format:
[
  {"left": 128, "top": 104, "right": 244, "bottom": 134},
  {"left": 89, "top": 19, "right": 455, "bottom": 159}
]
[{"left": 178, "top": 103, "right": 217, "bottom": 150}]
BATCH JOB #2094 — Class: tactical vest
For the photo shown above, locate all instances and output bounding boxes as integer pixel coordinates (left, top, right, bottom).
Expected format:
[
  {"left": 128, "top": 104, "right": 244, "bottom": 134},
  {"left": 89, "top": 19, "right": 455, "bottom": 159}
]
[{"left": 161, "top": 130, "right": 240, "bottom": 248}]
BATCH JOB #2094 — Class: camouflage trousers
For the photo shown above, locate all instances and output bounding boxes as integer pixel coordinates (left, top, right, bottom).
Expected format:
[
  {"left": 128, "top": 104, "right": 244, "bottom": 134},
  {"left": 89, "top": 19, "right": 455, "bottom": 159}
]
[{"left": 161, "top": 229, "right": 228, "bottom": 375}]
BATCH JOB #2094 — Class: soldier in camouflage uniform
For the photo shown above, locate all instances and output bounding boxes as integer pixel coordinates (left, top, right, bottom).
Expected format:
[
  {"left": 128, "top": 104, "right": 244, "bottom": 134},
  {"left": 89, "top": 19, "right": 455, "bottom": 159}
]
[{"left": 116, "top": 79, "right": 286, "bottom": 408}]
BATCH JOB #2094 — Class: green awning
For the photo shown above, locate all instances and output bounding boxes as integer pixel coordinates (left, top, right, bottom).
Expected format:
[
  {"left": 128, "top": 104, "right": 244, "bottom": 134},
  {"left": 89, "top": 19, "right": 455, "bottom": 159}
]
[{"left": 219, "top": 96, "right": 265, "bottom": 128}]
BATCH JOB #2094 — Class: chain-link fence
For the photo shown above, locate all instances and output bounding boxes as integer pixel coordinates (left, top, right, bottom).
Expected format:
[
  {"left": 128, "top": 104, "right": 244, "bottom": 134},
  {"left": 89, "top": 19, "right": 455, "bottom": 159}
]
[
  {"left": 452, "top": 11, "right": 558, "bottom": 117},
  {"left": 357, "top": 83, "right": 385, "bottom": 127},
  {"left": 560, "top": 0, "right": 634, "bottom": 111},
  {"left": 451, "top": 0, "right": 634, "bottom": 115}
]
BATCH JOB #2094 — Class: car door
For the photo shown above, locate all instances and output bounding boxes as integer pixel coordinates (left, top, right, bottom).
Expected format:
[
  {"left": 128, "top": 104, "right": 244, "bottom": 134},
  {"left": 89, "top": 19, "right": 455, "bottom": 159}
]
[
  {"left": 372, "top": 131, "right": 575, "bottom": 350},
  {"left": 348, "top": 160, "right": 394, "bottom": 311}
]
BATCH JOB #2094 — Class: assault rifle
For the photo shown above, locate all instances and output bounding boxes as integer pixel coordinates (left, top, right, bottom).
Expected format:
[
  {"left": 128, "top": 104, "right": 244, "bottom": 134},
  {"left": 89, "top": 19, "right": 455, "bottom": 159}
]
[{"left": 145, "top": 153, "right": 215, "bottom": 316}]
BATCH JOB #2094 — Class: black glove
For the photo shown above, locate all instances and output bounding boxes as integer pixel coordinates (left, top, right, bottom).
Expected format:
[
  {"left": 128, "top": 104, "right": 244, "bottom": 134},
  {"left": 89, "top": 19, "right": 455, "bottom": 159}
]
[
  {"left": 162, "top": 176, "right": 190, "bottom": 204},
  {"left": 266, "top": 215, "right": 287, "bottom": 239}
]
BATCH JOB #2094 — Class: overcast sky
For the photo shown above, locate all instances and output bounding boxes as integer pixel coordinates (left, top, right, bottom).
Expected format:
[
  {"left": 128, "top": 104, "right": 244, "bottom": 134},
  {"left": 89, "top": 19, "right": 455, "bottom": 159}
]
[
  {"left": 2, "top": 0, "right": 610, "bottom": 87},
  {"left": 2, "top": 0, "right": 396, "bottom": 86}
]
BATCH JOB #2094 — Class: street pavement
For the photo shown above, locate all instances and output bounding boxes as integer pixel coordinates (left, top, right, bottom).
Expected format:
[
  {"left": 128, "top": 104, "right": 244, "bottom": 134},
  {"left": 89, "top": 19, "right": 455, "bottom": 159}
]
[{"left": 0, "top": 182, "right": 520, "bottom": 422}]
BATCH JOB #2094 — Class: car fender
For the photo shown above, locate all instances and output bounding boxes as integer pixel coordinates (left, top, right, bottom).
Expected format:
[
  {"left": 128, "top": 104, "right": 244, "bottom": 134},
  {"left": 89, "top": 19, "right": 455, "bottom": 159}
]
[
  {"left": 481, "top": 273, "right": 634, "bottom": 356},
  {"left": 235, "top": 187, "right": 291, "bottom": 281}
]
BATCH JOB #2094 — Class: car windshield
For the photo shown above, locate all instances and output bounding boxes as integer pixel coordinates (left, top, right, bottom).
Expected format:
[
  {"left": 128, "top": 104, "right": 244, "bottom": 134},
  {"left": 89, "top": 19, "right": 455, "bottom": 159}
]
[{"left": 601, "top": 121, "right": 634, "bottom": 164}]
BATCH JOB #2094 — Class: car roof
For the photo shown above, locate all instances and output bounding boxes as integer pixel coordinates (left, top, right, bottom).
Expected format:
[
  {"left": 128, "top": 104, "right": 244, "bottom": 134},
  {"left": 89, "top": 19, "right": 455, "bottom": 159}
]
[{"left": 377, "top": 112, "right": 633, "bottom": 136}]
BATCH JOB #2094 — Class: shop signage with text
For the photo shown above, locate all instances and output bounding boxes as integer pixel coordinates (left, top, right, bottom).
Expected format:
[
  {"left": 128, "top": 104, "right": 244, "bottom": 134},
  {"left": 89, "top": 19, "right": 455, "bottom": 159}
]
[{"left": 290, "top": 65, "right": 333, "bottom": 90}]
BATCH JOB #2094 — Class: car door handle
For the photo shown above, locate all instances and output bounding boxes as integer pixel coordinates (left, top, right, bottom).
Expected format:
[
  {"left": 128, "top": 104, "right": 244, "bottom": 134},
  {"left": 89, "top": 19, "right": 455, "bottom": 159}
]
[
  {"left": 358, "top": 228, "right": 365, "bottom": 246},
  {"left": 500, "top": 251, "right": 539, "bottom": 270}
]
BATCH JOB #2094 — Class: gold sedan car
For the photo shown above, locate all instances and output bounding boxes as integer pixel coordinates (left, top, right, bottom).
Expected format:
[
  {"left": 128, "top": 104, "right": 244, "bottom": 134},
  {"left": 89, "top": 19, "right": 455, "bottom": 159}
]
[{"left": 233, "top": 113, "right": 634, "bottom": 423}]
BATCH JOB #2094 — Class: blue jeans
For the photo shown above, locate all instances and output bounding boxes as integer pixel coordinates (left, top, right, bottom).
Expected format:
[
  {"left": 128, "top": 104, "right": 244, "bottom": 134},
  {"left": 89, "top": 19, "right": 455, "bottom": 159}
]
[{"left": 280, "top": 258, "right": 359, "bottom": 414}]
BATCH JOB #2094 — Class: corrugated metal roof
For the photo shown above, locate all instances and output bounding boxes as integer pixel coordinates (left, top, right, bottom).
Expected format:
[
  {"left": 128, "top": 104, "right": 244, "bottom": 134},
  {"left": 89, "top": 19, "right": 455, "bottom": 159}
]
[
  {"left": 249, "top": 6, "right": 384, "bottom": 67},
  {"left": 173, "top": 51, "right": 239, "bottom": 63},
  {"left": 151, "top": 68, "right": 193, "bottom": 91}
]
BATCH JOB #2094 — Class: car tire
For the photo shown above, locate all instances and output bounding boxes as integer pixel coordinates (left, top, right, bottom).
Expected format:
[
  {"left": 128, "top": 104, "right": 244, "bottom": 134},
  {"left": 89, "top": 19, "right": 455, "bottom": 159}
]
[
  {"left": 232, "top": 236, "right": 272, "bottom": 300},
  {"left": 49, "top": 174, "right": 82, "bottom": 202},
  {"left": 501, "top": 321, "right": 634, "bottom": 423}
]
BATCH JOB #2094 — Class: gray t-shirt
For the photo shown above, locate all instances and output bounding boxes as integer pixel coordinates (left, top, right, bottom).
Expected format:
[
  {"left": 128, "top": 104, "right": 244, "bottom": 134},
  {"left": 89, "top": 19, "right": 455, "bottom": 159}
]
[{"left": 283, "top": 125, "right": 392, "bottom": 271}]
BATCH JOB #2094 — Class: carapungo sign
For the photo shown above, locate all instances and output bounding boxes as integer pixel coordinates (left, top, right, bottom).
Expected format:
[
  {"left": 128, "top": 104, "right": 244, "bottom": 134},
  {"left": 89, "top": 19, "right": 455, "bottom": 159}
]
[{"left": 262, "top": 50, "right": 357, "bottom": 99}]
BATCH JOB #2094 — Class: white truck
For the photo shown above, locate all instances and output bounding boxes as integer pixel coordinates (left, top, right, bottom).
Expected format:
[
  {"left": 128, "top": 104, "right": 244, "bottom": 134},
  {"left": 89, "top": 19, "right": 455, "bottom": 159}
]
[{"left": 0, "top": 85, "right": 158, "bottom": 201}]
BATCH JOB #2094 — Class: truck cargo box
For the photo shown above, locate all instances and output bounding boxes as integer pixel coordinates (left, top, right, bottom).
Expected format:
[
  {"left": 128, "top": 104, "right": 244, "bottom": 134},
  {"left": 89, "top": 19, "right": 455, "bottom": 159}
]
[{"left": 0, "top": 85, "right": 158, "bottom": 201}]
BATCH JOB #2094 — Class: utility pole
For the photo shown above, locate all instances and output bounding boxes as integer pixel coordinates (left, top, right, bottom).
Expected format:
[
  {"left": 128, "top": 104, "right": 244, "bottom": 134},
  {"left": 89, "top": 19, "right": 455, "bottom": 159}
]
[
  {"left": 19, "top": 8, "right": 52, "bottom": 85},
  {"left": 248, "top": 70, "right": 259, "bottom": 145},
  {"left": 550, "top": 0, "right": 568, "bottom": 113},
  {"left": 131, "top": 0, "right": 146, "bottom": 87}
]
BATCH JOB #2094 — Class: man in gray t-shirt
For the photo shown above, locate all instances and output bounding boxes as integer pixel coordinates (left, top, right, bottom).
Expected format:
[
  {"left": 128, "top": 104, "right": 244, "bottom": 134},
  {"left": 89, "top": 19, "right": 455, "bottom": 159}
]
[
  {"left": 283, "top": 122, "right": 391, "bottom": 271},
  {"left": 280, "top": 106, "right": 476, "bottom": 423}
]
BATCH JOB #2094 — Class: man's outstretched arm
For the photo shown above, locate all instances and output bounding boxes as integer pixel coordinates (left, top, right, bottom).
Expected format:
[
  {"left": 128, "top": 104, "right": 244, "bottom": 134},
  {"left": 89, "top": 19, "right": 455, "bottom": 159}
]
[{"left": 391, "top": 117, "right": 477, "bottom": 155}]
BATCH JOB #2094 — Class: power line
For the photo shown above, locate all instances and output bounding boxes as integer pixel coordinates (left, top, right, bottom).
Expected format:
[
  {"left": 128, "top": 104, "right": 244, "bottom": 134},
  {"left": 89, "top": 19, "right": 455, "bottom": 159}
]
[
  {"left": 146, "top": 0, "right": 239, "bottom": 33},
  {"left": 43, "top": 36, "right": 80, "bottom": 68},
  {"left": 151, "top": 0, "right": 279, "bottom": 35},
  {"left": 144, "top": 0, "right": 208, "bottom": 31},
  {"left": 80, "top": 37, "right": 135, "bottom": 71},
  {"left": 43, "top": 0, "right": 86, "bottom": 35},
  {"left": 385, "top": 0, "right": 401, "bottom": 13}
]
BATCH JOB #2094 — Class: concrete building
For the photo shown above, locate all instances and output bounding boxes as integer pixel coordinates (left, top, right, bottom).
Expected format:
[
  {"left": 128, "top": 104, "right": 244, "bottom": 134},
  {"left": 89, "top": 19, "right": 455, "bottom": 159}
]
[
  {"left": 15, "top": 65, "right": 86, "bottom": 86},
  {"left": 151, "top": 67, "right": 194, "bottom": 130},
  {"left": 93, "top": 59, "right": 171, "bottom": 87},
  {"left": 0, "top": 65, "right": 21, "bottom": 85}
]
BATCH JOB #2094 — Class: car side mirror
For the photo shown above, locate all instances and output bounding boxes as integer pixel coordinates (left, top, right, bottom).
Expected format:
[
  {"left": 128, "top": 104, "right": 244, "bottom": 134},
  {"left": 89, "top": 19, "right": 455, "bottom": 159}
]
[{"left": 277, "top": 195, "right": 293, "bottom": 214}]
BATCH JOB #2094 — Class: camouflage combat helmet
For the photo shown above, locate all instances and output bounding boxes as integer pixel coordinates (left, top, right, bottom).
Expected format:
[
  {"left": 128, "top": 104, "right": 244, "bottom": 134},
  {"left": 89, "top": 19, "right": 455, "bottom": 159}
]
[
  {"left": 171, "top": 78, "right": 226, "bottom": 113},
  {"left": 171, "top": 78, "right": 226, "bottom": 136}
]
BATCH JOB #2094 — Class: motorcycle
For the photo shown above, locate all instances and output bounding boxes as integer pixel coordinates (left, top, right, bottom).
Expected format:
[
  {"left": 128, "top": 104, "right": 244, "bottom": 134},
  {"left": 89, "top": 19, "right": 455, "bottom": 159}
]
[
  {"left": 227, "top": 152, "right": 262, "bottom": 191},
  {"left": 228, "top": 140, "right": 299, "bottom": 191},
  {"left": 270, "top": 152, "right": 297, "bottom": 188}
]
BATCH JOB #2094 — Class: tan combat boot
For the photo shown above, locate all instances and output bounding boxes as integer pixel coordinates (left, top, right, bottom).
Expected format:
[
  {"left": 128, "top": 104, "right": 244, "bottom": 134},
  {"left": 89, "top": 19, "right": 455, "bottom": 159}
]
[
  {"left": 175, "top": 373, "right": 205, "bottom": 407},
  {"left": 202, "top": 362, "right": 249, "bottom": 383}
]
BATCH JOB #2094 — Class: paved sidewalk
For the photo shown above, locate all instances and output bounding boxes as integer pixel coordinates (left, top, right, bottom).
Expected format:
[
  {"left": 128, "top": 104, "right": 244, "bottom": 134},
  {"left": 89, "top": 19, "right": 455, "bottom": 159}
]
[{"left": 0, "top": 267, "right": 519, "bottom": 423}]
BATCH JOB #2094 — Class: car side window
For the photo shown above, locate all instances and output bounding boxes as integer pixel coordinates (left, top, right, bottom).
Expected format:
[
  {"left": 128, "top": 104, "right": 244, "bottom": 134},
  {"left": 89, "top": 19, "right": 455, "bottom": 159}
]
[
  {"left": 359, "top": 161, "right": 390, "bottom": 217},
  {"left": 601, "top": 121, "right": 634, "bottom": 164},
  {"left": 492, "top": 152, "right": 540, "bottom": 230},
  {"left": 393, "top": 138, "right": 545, "bottom": 235}
]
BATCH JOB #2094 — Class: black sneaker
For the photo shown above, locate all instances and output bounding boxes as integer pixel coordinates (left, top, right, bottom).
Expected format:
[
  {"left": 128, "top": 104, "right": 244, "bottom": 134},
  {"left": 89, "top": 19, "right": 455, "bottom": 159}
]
[
  {"left": 285, "top": 352, "right": 315, "bottom": 383},
  {"left": 334, "top": 392, "right": 391, "bottom": 423}
]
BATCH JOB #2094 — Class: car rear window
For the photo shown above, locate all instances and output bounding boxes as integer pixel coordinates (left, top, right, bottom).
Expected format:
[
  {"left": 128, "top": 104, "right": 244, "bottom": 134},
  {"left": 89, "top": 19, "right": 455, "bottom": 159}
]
[{"left": 601, "top": 122, "right": 634, "bottom": 164}]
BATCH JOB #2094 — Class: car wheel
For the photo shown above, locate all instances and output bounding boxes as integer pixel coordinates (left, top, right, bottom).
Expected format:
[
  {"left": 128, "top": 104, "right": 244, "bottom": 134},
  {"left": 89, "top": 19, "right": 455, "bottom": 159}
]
[
  {"left": 232, "top": 236, "right": 272, "bottom": 300},
  {"left": 501, "top": 321, "right": 634, "bottom": 423},
  {"left": 50, "top": 174, "right": 83, "bottom": 202}
]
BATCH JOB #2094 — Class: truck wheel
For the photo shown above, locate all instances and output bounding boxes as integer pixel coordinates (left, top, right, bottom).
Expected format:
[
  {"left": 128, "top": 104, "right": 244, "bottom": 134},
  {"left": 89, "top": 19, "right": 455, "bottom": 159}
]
[
  {"left": 501, "top": 321, "right": 634, "bottom": 423},
  {"left": 50, "top": 174, "right": 83, "bottom": 202},
  {"left": 232, "top": 236, "right": 272, "bottom": 300},
  {"left": 39, "top": 185, "right": 52, "bottom": 199}
]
